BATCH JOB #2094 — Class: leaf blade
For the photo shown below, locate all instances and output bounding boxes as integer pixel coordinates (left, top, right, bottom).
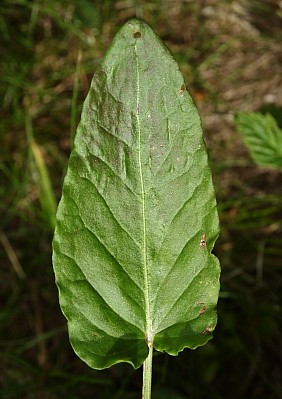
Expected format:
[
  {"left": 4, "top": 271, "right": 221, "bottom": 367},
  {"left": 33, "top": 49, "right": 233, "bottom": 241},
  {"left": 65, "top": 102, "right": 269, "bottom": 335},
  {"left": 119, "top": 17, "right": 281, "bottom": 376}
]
[{"left": 53, "top": 18, "right": 220, "bottom": 369}]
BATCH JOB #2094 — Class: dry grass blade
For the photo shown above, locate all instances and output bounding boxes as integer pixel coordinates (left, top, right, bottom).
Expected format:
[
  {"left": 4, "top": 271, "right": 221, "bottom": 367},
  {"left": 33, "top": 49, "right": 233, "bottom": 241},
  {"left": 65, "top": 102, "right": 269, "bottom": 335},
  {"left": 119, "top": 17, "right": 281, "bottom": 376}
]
[
  {"left": 25, "top": 115, "right": 57, "bottom": 229},
  {"left": 0, "top": 229, "right": 26, "bottom": 279}
]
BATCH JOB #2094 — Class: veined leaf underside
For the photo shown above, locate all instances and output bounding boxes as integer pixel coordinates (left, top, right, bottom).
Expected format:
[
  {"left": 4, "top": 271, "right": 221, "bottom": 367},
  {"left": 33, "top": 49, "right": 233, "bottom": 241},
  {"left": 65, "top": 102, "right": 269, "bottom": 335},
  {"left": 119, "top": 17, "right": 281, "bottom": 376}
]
[{"left": 53, "top": 19, "right": 220, "bottom": 370}]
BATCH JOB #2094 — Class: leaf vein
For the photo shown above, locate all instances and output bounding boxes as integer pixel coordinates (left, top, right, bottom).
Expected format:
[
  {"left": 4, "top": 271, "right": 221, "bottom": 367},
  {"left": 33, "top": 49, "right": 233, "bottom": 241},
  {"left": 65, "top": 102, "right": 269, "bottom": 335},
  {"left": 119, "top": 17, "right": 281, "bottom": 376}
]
[
  {"left": 79, "top": 175, "right": 140, "bottom": 249},
  {"left": 135, "top": 40, "right": 153, "bottom": 344},
  {"left": 154, "top": 266, "right": 207, "bottom": 332},
  {"left": 60, "top": 251, "right": 145, "bottom": 330}
]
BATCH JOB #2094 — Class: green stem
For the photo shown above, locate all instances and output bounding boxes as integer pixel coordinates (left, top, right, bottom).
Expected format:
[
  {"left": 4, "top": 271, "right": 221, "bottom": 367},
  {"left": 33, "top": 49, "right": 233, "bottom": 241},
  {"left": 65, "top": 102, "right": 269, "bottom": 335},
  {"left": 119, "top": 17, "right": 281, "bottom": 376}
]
[{"left": 142, "top": 344, "right": 153, "bottom": 399}]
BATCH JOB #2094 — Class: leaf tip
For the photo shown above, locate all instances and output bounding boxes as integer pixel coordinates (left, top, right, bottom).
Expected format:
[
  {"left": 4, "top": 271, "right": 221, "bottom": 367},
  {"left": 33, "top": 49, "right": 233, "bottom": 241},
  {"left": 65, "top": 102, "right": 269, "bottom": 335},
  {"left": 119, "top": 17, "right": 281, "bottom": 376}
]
[{"left": 124, "top": 18, "right": 152, "bottom": 40}]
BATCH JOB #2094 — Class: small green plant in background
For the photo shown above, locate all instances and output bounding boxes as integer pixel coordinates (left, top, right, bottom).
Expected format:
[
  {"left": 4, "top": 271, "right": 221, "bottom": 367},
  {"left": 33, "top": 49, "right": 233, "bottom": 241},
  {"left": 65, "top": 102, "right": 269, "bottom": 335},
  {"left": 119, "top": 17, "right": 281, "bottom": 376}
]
[
  {"left": 52, "top": 19, "right": 220, "bottom": 399},
  {"left": 235, "top": 111, "right": 282, "bottom": 170}
]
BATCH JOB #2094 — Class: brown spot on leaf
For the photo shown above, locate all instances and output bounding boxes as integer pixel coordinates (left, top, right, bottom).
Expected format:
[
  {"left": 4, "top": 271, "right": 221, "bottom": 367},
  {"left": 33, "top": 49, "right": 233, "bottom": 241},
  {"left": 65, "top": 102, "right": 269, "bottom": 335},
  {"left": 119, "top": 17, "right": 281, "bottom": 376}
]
[
  {"left": 200, "top": 234, "right": 207, "bottom": 248},
  {"left": 202, "top": 326, "right": 213, "bottom": 334},
  {"left": 179, "top": 84, "right": 186, "bottom": 94},
  {"left": 134, "top": 31, "right": 141, "bottom": 39},
  {"left": 199, "top": 306, "right": 206, "bottom": 315}
]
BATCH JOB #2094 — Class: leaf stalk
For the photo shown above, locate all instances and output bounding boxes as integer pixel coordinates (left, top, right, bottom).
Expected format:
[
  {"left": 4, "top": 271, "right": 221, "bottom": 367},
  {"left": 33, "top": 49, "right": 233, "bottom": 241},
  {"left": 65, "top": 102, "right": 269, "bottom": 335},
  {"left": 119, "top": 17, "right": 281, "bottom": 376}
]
[{"left": 142, "top": 344, "right": 153, "bottom": 399}]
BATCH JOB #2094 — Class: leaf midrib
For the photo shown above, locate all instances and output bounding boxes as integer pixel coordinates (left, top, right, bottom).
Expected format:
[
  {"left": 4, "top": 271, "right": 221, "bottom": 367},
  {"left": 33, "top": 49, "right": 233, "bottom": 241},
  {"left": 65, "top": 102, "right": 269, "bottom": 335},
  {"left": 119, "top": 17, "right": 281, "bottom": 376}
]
[{"left": 134, "top": 39, "right": 153, "bottom": 346}]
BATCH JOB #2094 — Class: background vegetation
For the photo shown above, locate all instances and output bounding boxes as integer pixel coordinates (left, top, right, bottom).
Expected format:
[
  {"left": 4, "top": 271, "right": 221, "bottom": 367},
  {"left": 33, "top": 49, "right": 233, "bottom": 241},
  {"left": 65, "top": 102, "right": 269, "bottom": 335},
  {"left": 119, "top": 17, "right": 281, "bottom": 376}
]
[{"left": 1, "top": 0, "right": 281, "bottom": 398}]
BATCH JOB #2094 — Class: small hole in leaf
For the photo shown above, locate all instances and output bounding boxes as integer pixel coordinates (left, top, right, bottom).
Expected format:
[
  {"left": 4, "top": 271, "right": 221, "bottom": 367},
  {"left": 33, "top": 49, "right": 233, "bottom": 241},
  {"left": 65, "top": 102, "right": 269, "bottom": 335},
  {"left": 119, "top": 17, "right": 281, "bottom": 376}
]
[
  {"left": 134, "top": 31, "right": 141, "bottom": 39},
  {"left": 180, "top": 84, "right": 186, "bottom": 92}
]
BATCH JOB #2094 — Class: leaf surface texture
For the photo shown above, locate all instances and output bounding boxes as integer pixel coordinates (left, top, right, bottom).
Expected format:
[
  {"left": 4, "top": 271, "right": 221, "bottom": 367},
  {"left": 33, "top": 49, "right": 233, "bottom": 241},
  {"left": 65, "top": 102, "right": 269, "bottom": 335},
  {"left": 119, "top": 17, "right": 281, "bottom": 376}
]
[{"left": 53, "top": 19, "right": 220, "bottom": 369}]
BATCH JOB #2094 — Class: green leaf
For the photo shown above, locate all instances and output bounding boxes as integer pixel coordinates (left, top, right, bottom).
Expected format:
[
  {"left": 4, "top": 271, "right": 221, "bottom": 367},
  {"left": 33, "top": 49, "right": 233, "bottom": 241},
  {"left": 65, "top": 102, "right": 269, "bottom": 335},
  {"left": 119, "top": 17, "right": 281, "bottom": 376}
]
[
  {"left": 52, "top": 19, "right": 220, "bottom": 370},
  {"left": 235, "top": 111, "right": 282, "bottom": 169}
]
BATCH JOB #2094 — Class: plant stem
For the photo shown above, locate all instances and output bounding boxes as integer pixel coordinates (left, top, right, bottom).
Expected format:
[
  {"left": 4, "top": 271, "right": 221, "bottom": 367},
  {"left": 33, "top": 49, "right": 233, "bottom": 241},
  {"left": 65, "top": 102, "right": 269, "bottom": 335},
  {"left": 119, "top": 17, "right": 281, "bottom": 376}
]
[{"left": 142, "top": 344, "right": 153, "bottom": 399}]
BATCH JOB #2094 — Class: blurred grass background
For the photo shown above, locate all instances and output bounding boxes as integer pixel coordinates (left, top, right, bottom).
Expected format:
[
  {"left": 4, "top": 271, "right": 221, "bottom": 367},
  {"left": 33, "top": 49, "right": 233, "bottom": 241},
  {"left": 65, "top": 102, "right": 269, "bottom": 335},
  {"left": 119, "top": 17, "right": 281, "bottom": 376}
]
[{"left": 0, "top": 0, "right": 282, "bottom": 398}]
